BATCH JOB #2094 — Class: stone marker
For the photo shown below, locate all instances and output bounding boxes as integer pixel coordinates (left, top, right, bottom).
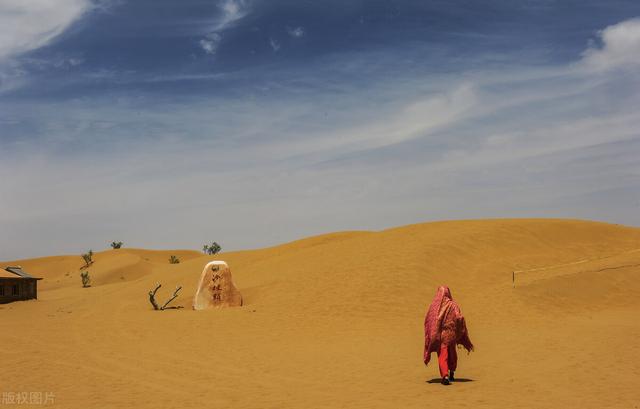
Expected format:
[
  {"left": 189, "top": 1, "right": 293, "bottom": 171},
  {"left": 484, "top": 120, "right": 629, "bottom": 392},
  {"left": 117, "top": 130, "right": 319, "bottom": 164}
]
[{"left": 193, "top": 261, "right": 243, "bottom": 310}]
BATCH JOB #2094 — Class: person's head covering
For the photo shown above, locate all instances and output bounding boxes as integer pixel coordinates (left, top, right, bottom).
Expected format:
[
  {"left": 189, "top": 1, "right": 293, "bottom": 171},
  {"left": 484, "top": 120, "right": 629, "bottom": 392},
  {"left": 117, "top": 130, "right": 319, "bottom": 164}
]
[{"left": 423, "top": 286, "right": 473, "bottom": 366}]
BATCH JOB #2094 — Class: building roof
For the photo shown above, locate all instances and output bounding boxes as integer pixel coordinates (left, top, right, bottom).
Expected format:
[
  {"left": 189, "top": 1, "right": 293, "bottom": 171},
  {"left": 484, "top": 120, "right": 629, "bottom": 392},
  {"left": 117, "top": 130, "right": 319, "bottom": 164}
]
[{"left": 0, "top": 266, "right": 40, "bottom": 279}]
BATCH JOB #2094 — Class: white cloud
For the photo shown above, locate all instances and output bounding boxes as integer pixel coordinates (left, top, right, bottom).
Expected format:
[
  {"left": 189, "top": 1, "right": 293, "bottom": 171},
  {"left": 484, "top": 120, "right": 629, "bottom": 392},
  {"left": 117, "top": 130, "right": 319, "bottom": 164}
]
[
  {"left": 581, "top": 18, "right": 640, "bottom": 71},
  {"left": 214, "top": 0, "right": 248, "bottom": 31},
  {"left": 269, "top": 37, "right": 281, "bottom": 52},
  {"left": 200, "top": 33, "right": 222, "bottom": 55},
  {"left": 200, "top": 0, "right": 250, "bottom": 55},
  {"left": 269, "top": 82, "right": 479, "bottom": 157},
  {"left": 287, "top": 26, "right": 305, "bottom": 38},
  {"left": 0, "top": 61, "right": 26, "bottom": 92},
  {"left": 0, "top": 0, "right": 90, "bottom": 62}
]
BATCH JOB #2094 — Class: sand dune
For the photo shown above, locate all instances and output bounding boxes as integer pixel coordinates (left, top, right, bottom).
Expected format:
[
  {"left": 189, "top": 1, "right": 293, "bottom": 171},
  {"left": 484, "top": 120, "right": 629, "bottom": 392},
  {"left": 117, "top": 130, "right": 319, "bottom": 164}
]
[{"left": 1, "top": 219, "right": 639, "bottom": 408}]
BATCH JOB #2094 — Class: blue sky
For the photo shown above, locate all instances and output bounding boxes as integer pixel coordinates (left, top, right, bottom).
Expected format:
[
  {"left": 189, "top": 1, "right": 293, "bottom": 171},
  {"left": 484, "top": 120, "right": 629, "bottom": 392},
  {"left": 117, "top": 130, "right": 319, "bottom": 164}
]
[{"left": 1, "top": 0, "right": 640, "bottom": 259}]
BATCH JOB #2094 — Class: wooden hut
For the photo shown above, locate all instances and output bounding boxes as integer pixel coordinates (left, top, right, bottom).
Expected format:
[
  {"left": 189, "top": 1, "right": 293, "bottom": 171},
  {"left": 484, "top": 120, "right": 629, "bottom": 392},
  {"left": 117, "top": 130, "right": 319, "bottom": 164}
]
[{"left": 0, "top": 266, "right": 42, "bottom": 304}]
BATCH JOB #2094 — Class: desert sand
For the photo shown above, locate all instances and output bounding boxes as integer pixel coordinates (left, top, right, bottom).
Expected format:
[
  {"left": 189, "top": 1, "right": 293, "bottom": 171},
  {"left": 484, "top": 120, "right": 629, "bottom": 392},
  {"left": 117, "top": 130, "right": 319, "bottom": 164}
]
[{"left": 1, "top": 219, "right": 640, "bottom": 408}]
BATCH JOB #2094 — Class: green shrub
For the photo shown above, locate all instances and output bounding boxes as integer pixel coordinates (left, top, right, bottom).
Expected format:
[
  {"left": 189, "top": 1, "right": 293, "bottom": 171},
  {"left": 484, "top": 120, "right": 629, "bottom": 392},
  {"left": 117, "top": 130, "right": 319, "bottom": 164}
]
[
  {"left": 203, "top": 242, "right": 222, "bottom": 255},
  {"left": 80, "top": 271, "right": 91, "bottom": 288},
  {"left": 169, "top": 255, "right": 180, "bottom": 264},
  {"left": 81, "top": 250, "right": 93, "bottom": 267},
  {"left": 110, "top": 241, "right": 123, "bottom": 249}
]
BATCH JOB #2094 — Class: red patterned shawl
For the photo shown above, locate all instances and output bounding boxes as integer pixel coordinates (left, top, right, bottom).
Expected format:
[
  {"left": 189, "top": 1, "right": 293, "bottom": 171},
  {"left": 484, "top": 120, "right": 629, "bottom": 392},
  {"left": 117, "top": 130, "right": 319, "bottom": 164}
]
[{"left": 423, "top": 286, "right": 473, "bottom": 365}]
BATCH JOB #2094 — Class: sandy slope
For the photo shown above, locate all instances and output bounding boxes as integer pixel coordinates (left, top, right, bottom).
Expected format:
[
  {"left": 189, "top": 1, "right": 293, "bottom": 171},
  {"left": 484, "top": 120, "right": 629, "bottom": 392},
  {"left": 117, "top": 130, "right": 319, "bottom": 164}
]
[{"left": 1, "top": 219, "right": 639, "bottom": 408}]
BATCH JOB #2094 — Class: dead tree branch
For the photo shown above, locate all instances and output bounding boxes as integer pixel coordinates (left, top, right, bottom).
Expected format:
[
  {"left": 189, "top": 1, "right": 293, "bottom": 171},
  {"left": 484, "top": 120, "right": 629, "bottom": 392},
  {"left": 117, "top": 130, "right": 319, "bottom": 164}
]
[
  {"left": 148, "top": 283, "right": 183, "bottom": 311},
  {"left": 148, "top": 283, "right": 162, "bottom": 310},
  {"left": 161, "top": 286, "right": 183, "bottom": 310}
]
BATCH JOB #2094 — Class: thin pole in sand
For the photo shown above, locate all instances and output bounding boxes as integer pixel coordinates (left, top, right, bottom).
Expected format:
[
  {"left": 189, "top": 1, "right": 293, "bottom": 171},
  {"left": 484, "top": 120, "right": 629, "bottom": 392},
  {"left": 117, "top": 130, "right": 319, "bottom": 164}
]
[{"left": 512, "top": 271, "right": 515, "bottom": 288}]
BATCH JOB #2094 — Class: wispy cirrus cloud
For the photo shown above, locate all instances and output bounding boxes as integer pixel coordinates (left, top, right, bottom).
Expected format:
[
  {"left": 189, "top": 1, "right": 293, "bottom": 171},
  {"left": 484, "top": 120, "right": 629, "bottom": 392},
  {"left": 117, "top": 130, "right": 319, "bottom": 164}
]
[
  {"left": 214, "top": 0, "right": 249, "bottom": 31},
  {"left": 269, "top": 37, "right": 281, "bottom": 52},
  {"left": 0, "top": 0, "right": 90, "bottom": 62},
  {"left": 199, "top": 0, "right": 250, "bottom": 55},
  {"left": 0, "top": 0, "right": 93, "bottom": 94}
]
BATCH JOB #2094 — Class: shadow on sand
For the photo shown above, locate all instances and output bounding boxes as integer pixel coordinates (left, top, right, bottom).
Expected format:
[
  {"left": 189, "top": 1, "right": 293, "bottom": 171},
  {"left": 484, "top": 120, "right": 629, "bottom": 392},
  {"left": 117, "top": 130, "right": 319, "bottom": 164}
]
[{"left": 426, "top": 378, "right": 474, "bottom": 384}]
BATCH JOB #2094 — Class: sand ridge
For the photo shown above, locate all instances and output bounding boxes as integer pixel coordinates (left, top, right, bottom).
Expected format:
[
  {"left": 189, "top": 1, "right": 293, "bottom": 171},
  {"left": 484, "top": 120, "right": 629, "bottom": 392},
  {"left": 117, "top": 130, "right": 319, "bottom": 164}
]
[{"left": 1, "top": 219, "right": 639, "bottom": 408}]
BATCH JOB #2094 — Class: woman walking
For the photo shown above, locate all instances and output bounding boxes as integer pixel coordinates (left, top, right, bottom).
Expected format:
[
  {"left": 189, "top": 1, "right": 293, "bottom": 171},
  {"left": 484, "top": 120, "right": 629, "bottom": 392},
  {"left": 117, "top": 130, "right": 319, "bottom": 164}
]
[{"left": 423, "top": 286, "right": 474, "bottom": 385}]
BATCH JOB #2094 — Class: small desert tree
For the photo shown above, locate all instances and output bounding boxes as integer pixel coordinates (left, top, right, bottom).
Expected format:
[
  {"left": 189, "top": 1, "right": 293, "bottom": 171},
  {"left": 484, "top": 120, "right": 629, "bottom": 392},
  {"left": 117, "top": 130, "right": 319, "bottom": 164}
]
[
  {"left": 203, "top": 242, "right": 222, "bottom": 255},
  {"left": 169, "top": 255, "right": 180, "bottom": 264},
  {"left": 81, "top": 250, "right": 94, "bottom": 267},
  {"left": 80, "top": 271, "right": 91, "bottom": 288},
  {"left": 110, "top": 241, "right": 123, "bottom": 249}
]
